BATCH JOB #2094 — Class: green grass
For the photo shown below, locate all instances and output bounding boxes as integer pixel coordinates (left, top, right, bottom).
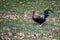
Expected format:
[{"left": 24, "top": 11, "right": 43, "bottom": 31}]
[{"left": 0, "top": 0, "right": 60, "bottom": 40}]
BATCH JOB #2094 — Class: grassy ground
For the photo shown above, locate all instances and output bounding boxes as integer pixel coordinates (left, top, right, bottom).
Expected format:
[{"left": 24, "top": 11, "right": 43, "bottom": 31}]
[{"left": 0, "top": 0, "right": 60, "bottom": 40}]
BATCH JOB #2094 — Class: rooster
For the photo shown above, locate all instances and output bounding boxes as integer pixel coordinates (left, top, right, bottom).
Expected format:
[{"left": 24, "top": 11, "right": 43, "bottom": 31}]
[{"left": 32, "top": 9, "right": 54, "bottom": 26}]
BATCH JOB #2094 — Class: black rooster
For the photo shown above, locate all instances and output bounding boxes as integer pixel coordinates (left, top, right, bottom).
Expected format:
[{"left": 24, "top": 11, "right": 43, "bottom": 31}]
[{"left": 32, "top": 9, "right": 53, "bottom": 26}]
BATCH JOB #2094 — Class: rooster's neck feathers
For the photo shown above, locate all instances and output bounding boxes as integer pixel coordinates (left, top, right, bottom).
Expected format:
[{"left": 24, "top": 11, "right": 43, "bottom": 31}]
[
  {"left": 33, "top": 12, "right": 38, "bottom": 15},
  {"left": 33, "top": 12, "right": 39, "bottom": 18}
]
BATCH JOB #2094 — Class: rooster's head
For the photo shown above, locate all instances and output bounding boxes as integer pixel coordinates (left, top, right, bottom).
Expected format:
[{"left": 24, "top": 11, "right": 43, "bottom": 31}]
[{"left": 32, "top": 10, "right": 36, "bottom": 15}]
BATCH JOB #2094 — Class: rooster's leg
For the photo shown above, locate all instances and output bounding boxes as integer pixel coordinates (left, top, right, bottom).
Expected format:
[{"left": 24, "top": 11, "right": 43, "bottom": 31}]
[
  {"left": 39, "top": 25, "right": 42, "bottom": 27},
  {"left": 39, "top": 24, "right": 43, "bottom": 27},
  {"left": 39, "top": 23, "right": 45, "bottom": 27}
]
